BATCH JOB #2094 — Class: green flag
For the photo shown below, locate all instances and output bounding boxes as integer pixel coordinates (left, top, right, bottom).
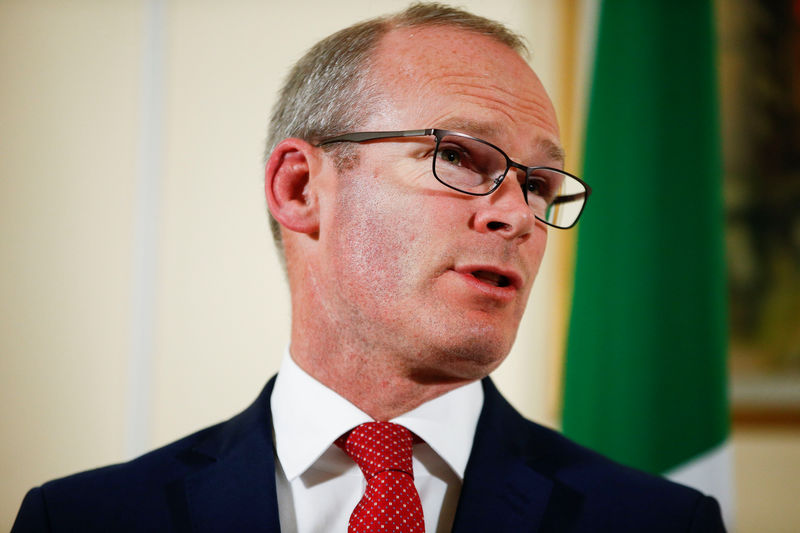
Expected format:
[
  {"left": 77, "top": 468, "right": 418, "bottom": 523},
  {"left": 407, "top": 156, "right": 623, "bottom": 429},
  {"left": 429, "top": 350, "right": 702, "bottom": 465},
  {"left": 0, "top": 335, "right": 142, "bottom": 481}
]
[{"left": 562, "top": 0, "right": 730, "bottom": 512}]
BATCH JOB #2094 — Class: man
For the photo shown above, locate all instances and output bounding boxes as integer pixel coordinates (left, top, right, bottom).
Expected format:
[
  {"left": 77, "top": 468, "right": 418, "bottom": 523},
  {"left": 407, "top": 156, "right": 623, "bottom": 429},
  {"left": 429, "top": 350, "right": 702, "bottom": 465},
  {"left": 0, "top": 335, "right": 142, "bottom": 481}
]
[{"left": 13, "top": 3, "right": 725, "bottom": 532}]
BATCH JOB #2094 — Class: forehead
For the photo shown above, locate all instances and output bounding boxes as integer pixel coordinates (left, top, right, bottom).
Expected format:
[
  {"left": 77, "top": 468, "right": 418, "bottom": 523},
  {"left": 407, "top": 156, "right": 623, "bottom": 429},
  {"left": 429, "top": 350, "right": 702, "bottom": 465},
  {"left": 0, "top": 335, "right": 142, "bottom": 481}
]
[{"left": 368, "top": 26, "right": 561, "bottom": 155}]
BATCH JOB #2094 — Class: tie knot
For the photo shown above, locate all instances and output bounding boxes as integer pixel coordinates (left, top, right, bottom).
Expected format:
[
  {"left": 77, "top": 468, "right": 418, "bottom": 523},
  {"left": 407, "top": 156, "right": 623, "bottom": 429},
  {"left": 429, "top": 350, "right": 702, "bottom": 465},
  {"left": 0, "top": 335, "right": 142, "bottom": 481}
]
[{"left": 337, "top": 422, "right": 414, "bottom": 479}]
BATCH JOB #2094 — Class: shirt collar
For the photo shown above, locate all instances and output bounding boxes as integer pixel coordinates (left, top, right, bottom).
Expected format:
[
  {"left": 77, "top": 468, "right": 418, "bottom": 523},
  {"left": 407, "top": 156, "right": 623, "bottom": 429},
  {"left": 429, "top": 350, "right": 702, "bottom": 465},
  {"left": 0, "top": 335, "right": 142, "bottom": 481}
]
[{"left": 271, "top": 348, "right": 484, "bottom": 482}]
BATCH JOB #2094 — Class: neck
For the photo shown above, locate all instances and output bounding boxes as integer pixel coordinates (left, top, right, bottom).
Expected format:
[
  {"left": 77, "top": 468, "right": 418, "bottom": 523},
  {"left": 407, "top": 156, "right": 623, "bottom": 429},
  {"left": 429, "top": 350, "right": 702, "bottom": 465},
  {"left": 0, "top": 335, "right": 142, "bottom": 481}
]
[{"left": 289, "top": 327, "right": 472, "bottom": 420}]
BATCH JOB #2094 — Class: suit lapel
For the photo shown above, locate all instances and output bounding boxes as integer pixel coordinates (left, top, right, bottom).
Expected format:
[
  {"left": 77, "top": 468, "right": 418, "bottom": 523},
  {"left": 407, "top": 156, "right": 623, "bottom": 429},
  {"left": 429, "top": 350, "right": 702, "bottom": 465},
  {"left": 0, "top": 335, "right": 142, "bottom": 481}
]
[
  {"left": 451, "top": 379, "right": 583, "bottom": 533},
  {"left": 453, "top": 452, "right": 554, "bottom": 532},
  {"left": 182, "top": 378, "right": 282, "bottom": 533}
]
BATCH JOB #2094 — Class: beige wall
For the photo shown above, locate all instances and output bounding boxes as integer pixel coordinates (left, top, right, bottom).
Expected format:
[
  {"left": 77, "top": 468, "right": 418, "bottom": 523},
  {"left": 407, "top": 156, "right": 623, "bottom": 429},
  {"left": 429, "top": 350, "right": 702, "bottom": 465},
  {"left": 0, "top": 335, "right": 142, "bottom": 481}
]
[
  {"left": 732, "top": 428, "right": 800, "bottom": 533},
  {"left": 1, "top": 0, "right": 143, "bottom": 527},
  {"left": 0, "top": 1, "right": 569, "bottom": 529}
]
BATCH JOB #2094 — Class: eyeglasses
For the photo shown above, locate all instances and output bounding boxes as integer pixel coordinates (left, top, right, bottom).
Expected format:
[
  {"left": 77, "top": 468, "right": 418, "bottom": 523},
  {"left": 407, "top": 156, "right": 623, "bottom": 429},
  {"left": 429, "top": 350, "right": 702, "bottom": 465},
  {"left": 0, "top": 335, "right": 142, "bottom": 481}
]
[{"left": 316, "top": 128, "right": 591, "bottom": 229}]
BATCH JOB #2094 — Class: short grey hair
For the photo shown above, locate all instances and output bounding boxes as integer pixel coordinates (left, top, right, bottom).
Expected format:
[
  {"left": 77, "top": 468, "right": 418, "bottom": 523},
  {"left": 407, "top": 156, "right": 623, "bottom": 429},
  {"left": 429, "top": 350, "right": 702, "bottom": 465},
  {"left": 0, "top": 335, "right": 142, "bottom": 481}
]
[{"left": 265, "top": 2, "right": 528, "bottom": 260}]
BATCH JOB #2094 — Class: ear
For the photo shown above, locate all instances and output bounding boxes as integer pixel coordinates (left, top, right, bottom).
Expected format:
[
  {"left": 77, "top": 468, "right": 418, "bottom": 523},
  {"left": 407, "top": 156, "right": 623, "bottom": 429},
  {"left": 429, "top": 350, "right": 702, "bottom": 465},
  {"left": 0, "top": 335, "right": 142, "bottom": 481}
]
[{"left": 265, "top": 138, "right": 322, "bottom": 235}]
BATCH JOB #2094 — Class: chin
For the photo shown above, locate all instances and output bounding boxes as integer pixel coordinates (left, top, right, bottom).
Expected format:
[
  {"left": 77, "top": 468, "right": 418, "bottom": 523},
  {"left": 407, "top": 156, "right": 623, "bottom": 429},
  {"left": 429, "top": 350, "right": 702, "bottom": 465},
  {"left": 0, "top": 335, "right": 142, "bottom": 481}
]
[
  {"left": 420, "top": 333, "right": 513, "bottom": 383},
  {"left": 453, "top": 341, "right": 509, "bottom": 371},
  {"left": 404, "top": 314, "right": 518, "bottom": 383}
]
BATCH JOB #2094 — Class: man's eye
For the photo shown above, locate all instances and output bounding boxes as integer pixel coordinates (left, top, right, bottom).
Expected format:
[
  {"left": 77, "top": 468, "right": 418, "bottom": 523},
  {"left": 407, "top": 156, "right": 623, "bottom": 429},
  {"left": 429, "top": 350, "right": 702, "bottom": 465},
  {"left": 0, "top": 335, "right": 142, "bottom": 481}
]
[
  {"left": 527, "top": 177, "right": 552, "bottom": 199},
  {"left": 438, "top": 148, "right": 462, "bottom": 166}
]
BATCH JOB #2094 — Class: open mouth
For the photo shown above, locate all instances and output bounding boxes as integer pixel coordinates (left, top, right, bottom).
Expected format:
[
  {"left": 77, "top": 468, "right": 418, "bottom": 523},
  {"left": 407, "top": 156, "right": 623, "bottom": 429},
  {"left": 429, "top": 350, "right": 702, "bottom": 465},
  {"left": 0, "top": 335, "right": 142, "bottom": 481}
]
[{"left": 470, "top": 270, "right": 511, "bottom": 288}]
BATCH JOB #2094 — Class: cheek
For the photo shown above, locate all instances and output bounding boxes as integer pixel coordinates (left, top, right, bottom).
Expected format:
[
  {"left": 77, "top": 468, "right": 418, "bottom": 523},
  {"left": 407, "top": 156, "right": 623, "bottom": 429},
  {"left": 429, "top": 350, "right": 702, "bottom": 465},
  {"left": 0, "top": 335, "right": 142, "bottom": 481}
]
[{"left": 329, "top": 180, "right": 424, "bottom": 297}]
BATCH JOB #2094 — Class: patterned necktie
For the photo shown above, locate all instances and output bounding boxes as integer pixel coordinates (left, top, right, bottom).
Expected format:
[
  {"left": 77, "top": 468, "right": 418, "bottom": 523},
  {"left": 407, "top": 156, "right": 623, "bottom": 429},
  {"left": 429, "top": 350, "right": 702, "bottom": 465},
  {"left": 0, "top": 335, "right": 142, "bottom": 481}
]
[{"left": 336, "top": 421, "right": 425, "bottom": 533}]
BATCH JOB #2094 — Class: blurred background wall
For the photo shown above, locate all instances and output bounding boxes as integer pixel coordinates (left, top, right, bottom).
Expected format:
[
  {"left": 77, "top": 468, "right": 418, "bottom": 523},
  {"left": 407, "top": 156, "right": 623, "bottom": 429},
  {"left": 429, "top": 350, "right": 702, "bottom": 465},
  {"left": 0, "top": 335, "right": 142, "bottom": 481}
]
[{"left": 1, "top": 1, "right": 797, "bottom": 531}]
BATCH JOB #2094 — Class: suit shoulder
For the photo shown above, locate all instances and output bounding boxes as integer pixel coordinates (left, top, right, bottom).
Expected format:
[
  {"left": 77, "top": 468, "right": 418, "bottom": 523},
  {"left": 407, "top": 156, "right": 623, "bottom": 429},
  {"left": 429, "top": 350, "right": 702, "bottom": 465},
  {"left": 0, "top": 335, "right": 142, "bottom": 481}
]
[
  {"left": 523, "top": 420, "right": 725, "bottom": 531},
  {"left": 477, "top": 379, "right": 726, "bottom": 531},
  {"left": 12, "top": 378, "right": 278, "bottom": 533},
  {"left": 483, "top": 379, "right": 710, "bottom": 498},
  {"left": 524, "top": 420, "right": 684, "bottom": 491},
  {"left": 12, "top": 423, "right": 222, "bottom": 532},
  {"left": 47, "top": 422, "right": 221, "bottom": 492}
]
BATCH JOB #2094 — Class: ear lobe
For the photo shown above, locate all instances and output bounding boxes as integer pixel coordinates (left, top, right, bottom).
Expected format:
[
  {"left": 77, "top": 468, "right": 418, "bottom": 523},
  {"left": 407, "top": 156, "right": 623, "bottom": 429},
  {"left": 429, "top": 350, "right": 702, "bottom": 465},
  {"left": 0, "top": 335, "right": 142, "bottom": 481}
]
[{"left": 265, "top": 138, "right": 321, "bottom": 235}]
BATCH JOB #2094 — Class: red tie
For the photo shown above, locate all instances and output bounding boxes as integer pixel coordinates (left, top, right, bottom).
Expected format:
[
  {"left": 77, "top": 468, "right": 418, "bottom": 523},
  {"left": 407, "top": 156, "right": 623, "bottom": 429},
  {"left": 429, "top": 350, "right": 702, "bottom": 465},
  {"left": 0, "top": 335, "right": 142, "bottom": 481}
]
[{"left": 336, "top": 422, "right": 425, "bottom": 533}]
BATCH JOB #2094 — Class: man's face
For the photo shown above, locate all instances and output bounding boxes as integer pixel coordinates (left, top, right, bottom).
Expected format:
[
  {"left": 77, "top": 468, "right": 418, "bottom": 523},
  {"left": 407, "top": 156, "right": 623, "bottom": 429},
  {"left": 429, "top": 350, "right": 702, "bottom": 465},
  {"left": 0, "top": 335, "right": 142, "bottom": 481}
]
[{"left": 308, "top": 27, "right": 563, "bottom": 383}]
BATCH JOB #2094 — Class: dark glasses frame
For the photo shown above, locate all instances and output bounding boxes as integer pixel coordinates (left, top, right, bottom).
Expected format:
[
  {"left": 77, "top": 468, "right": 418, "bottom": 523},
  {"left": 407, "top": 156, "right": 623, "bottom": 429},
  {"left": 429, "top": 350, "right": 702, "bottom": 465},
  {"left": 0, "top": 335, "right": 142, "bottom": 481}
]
[{"left": 316, "top": 128, "right": 591, "bottom": 229}]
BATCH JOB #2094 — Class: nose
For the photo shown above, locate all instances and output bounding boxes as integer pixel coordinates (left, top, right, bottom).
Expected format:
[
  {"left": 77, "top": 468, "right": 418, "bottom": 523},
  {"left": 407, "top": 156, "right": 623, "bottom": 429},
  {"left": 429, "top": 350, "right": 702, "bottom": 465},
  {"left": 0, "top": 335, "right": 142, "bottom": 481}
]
[{"left": 472, "top": 173, "right": 537, "bottom": 240}]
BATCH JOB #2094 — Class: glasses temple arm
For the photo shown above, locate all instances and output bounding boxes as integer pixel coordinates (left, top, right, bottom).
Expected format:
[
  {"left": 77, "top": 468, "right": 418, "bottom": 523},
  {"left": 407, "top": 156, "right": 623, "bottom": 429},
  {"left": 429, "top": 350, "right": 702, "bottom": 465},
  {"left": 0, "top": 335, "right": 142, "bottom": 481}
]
[
  {"left": 552, "top": 191, "right": 588, "bottom": 205},
  {"left": 316, "top": 129, "right": 432, "bottom": 145}
]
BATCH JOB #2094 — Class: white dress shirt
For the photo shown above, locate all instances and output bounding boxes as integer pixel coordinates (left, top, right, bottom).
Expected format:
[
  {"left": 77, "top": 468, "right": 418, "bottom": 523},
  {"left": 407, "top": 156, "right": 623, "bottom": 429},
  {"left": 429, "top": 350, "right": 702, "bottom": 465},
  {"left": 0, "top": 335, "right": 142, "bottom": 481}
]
[{"left": 270, "top": 349, "right": 484, "bottom": 533}]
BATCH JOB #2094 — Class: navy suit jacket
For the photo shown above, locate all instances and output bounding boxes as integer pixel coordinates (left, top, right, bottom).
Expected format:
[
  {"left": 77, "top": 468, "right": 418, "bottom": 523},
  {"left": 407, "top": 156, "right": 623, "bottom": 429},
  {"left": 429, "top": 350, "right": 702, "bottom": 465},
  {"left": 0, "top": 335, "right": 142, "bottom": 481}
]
[{"left": 13, "top": 377, "right": 725, "bottom": 532}]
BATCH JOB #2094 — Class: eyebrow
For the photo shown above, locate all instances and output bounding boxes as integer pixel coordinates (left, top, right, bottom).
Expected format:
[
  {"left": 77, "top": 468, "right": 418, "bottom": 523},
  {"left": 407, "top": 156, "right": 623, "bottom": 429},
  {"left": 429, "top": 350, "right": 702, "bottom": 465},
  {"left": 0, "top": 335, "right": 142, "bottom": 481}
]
[
  {"left": 438, "top": 118, "right": 502, "bottom": 139},
  {"left": 436, "top": 118, "right": 567, "bottom": 166},
  {"left": 539, "top": 139, "right": 566, "bottom": 165}
]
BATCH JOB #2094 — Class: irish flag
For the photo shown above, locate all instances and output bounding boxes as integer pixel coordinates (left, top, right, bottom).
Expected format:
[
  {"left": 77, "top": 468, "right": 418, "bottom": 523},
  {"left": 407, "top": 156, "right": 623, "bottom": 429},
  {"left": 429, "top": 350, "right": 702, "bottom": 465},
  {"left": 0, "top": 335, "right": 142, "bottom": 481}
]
[{"left": 562, "top": 0, "right": 733, "bottom": 526}]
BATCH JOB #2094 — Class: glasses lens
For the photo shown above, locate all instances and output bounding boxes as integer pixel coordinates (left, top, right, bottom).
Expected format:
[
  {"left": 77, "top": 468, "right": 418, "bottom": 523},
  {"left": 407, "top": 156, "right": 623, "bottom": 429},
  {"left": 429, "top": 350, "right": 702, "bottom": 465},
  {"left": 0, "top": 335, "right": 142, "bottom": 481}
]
[
  {"left": 432, "top": 133, "right": 588, "bottom": 229},
  {"left": 527, "top": 168, "right": 587, "bottom": 228},
  {"left": 433, "top": 135, "right": 507, "bottom": 194}
]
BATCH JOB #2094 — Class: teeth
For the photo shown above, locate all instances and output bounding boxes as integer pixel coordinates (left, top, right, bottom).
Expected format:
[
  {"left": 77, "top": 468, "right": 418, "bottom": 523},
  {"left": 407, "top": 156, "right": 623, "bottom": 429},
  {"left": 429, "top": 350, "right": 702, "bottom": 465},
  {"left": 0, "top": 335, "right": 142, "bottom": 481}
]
[{"left": 472, "top": 271, "right": 509, "bottom": 287}]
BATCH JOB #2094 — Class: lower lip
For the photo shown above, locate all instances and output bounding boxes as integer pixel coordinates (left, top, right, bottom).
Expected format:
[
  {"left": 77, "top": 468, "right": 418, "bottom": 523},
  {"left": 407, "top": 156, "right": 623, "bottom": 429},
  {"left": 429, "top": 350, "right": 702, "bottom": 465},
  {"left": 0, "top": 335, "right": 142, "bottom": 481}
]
[{"left": 451, "top": 270, "right": 517, "bottom": 302}]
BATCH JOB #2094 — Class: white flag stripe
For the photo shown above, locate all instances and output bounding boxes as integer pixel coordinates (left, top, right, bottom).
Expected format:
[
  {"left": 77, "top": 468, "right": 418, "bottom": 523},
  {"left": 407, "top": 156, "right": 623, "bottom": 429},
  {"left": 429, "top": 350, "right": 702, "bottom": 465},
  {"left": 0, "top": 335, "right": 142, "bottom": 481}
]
[{"left": 666, "top": 440, "right": 734, "bottom": 531}]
